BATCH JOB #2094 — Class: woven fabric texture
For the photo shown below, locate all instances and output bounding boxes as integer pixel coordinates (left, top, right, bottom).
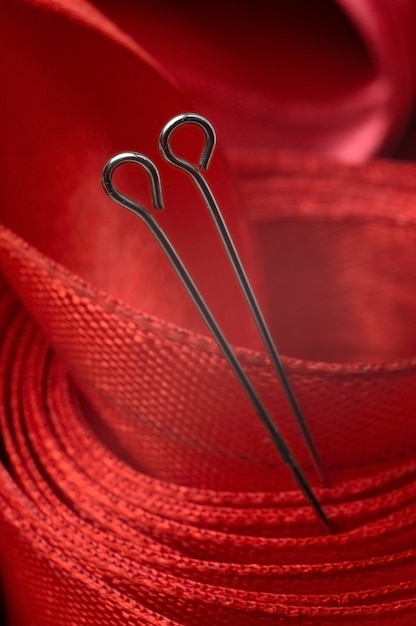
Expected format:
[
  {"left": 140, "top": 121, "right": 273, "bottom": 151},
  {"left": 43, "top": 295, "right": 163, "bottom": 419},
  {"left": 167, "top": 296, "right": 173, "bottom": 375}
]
[
  {"left": 1, "top": 153, "right": 416, "bottom": 624},
  {"left": 2, "top": 0, "right": 416, "bottom": 624}
]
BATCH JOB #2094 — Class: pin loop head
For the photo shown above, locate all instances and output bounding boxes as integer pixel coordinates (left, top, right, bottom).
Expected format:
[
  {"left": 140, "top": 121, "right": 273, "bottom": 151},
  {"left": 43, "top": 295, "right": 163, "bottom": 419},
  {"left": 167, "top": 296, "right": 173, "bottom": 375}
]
[
  {"left": 101, "top": 152, "right": 164, "bottom": 217},
  {"left": 159, "top": 113, "right": 216, "bottom": 173}
]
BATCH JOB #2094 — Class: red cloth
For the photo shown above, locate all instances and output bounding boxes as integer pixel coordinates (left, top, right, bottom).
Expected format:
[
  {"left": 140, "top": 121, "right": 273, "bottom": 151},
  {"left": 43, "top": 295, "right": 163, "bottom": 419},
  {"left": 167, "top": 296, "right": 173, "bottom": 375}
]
[
  {"left": 1, "top": 0, "right": 416, "bottom": 624},
  {"left": 94, "top": 0, "right": 416, "bottom": 161}
]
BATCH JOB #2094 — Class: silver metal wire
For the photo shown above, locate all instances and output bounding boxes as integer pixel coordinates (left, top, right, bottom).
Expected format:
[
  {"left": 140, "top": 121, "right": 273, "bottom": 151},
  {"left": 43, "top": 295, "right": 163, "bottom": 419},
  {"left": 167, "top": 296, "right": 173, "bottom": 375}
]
[
  {"left": 160, "top": 113, "right": 330, "bottom": 488},
  {"left": 101, "top": 116, "right": 334, "bottom": 534}
]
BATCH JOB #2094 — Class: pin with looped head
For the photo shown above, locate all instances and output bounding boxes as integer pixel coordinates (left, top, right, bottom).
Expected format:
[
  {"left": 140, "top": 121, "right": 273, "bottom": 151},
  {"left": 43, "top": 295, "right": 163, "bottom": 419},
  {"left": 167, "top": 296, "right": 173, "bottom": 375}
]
[
  {"left": 160, "top": 113, "right": 330, "bottom": 489},
  {"left": 102, "top": 114, "right": 334, "bottom": 534}
]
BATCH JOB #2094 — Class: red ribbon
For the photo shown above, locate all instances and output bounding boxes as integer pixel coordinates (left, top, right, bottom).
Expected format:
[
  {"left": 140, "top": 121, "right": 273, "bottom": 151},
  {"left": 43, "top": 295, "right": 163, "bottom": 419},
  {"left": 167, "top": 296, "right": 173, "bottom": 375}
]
[{"left": 1, "top": 1, "right": 416, "bottom": 624}]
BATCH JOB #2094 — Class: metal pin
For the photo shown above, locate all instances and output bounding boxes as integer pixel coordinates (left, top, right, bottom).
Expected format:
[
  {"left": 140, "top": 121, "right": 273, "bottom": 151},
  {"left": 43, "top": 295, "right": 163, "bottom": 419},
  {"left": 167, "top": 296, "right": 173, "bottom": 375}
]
[
  {"left": 159, "top": 113, "right": 330, "bottom": 488},
  {"left": 102, "top": 144, "right": 334, "bottom": 534}
]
